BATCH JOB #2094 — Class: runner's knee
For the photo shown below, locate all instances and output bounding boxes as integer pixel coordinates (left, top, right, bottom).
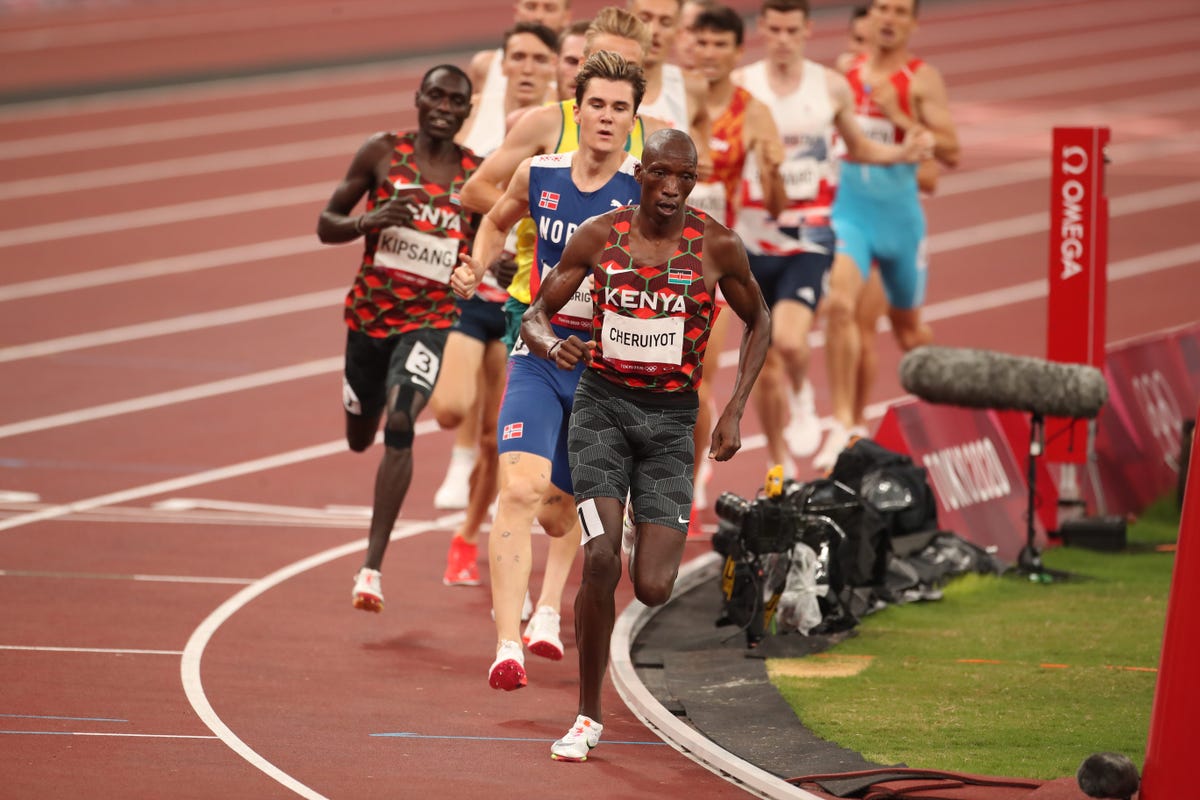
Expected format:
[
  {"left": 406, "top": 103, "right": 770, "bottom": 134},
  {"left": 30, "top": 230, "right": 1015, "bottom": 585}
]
[{"left": 383, "top": 409, "right": 415, "bottom": 449}]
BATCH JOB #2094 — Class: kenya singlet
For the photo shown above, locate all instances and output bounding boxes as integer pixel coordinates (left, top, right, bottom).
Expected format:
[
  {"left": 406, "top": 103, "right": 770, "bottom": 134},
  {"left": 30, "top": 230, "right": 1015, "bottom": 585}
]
[
  {"left": 589, "top": 206, "right": 714, "bottom": 393},
  {"left": 346, "top": 131, "right": 481, "bottom": 336}
]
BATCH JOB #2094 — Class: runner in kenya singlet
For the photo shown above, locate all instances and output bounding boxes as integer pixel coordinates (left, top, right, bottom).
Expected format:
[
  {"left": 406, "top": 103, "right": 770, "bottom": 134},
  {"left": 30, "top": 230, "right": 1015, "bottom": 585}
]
[{"left": 345, "top": 131, "right": 481, "bottom": 335}]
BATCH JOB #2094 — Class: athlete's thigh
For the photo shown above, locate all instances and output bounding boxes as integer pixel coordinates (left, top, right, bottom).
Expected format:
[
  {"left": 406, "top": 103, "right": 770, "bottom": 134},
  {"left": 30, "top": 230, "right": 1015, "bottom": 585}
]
[
  {"left": 629, "top": 403, "right": 697, "bottom": 534},
  {"left": 497, "top": 355, "right": 567, "bottom": 462},
  {"left": 876, "top": 215, "right": 929, "bottom": 311},
  {"left": 430, "top": 330, "right": 486, "bottom": 411},
  {"left": 385, "top": 327, "right": 449, "bottom": 416},
  {"left": 567, "top": 377, "right": 633, "bottom": 505}
]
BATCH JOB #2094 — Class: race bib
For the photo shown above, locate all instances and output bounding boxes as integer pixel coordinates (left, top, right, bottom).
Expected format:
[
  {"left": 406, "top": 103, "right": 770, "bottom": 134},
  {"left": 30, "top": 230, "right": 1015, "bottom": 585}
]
[
  {"left": 781, "top": 157, "right": 821, "bottom": 201},
  {"left": 374, "top": 226, "right": 459, "bottom": 284},
  {"left": 688, "top": 181, "right": 726, "bottom": 223},
  {"left": 550, "top": 272, "right": 594, "bottom": 329},
  {"left": 602, "top": 311, "right": 684, "bottom": 367},
  {"left": 858, "top": 115, "right": 895, "bottom": 146}
]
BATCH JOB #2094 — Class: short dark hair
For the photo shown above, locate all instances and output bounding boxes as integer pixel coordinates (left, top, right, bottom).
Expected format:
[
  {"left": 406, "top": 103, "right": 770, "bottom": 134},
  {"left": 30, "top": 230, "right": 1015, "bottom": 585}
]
[
  {"left": 761, "top": 0, "right": 809, "bottom": 17},
  {"left": 693, "top": 4, "right": 744, "bottom": 46},
  {"left": 574, "top": 50, "right": 646, "bottom": 112},
  {"left": 559, "top": 18, "right": 591, "bottom": 47},
  {"left": 420, "top": 63, "right": 472, "bottom": 96},
  {"left": 850, "top": 4, "right": 870, "bottom": 20},
  {"left": 504, "top": 21, "right": 560, "bottom": 57}
]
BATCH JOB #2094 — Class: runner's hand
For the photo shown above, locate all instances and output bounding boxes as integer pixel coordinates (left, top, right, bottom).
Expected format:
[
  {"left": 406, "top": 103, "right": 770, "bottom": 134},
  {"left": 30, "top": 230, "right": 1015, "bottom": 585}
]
[
  {"left": 359, "top": 195, "right": 413, "bottom": 234},
  {"left": 451, "top": 254, "right": 481, "bottom": 299},
  {"left": 551, "top": 336, "right": 595, "bottom": 370}
]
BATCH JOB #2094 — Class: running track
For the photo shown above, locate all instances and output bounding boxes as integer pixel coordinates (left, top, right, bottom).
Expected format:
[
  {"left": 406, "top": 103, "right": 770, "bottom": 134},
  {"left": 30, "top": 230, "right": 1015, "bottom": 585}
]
[{"left": 0, "top": 0, "right": 1197, "bottom": 797}]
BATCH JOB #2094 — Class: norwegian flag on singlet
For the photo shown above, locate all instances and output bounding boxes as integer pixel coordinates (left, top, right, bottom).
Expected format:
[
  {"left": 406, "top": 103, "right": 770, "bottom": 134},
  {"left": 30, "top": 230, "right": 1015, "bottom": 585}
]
[
  {"left": 502, "top": 422, "right": 524, "bottom": 440},
  {"left": 538, "top": 191, "right": 560, "bottom": 210}
]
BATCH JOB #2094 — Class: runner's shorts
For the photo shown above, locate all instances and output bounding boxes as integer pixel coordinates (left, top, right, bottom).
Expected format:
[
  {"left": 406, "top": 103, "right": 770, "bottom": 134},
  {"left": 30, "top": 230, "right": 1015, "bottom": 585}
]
[
  {"left": 495, "top": 345, "right": 586, "bottom": 494},
  {"left": 568, "top": 369, "right": 698, "bottom": 534},
  {"left": 342, "top": 327, "right": 449, "bottom": 417},
  {"left": 453, "top": 295, "right": 507, "bottom": 344}
]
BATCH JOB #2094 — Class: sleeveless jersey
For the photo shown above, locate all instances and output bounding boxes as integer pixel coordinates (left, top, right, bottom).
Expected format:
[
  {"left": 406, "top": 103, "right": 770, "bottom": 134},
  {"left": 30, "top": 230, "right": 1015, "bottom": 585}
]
[
  {"left": 526, "top": 151, "right": 641, "bottom": 334},
  {"left": 346, "top": 131, "right": 482, "bottom": 336},
  {"left": 689, "top": 86, "right": 751, "bottom": 228},
  {"left": 841, "top": 54, "right": 923, "bottom": 200},
  {"left": 736, "top": 59, "right": 838, "bottom": 256},
  {"left": 639, "top": 63, "right": 690, "bottom": 131},
  {"left": 507, "top": 100, "right": 647, "bottom": 305},
  {"left": 589, "top": 206, "right": 714, "bottom": 393},
  {"left": 462, "top": 50, "right": 508, "bottom": 158}
]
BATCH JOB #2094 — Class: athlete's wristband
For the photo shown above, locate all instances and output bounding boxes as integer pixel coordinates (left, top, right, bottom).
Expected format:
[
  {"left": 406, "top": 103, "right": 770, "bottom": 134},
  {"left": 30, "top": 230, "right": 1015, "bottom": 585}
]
[{"left": 354, "top": 215, "right": 367, "bottom": 235}]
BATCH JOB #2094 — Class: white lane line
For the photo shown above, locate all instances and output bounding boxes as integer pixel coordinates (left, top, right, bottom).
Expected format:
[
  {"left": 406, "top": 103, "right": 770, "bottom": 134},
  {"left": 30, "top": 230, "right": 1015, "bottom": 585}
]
[
  {"left": 0, "top": 235, "right": 316, "bottom": 303},
  {"left": 180, "top": 516, "right": 458, "bottom": 800},
  {"left": 0, "top": 181, "right": 331, "bottom": 248},
  {"left": 0, "top": 289, "right": 340, "bottom": 364},
  {"left": 0, "top": 357, "right": 340, "bottom": 439},
  {"left": 0, "top": 730, "right": 218, "bottom": 739},
  {"left": 0, "top": 645, "right": 183, "bottom": 655},
  {"left": 0, "top": 135, "right": 362, "bottom": 201},
  {"left": 0, "top": 569, "right": 256, "bottom": 585},
  {"left": 0, "top": 423, "right": 426, "bottom": 533}
]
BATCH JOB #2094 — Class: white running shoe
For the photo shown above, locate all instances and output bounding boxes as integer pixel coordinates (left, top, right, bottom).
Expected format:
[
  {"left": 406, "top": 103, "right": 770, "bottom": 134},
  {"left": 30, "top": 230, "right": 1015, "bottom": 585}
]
[
  {"left": 523, "top": 606, "right": 564, "bottom": 661},
  {"left": 488, "top": 639, "right": 527, "bottom": 691},
  {"left": 434, "top": 448, "right": 476, "bottom": 510},
  {"left": 491, "top": 590, "right": 534, "bottom": 622},
  {"left": 351, "top": 567, "right": 383, "bottom": 613},
  {"left": 785, "top": 380, "right": 822, "bottom": 458},
  {"left": 551, "top": 715, "right": 603, "bottom": 762}
]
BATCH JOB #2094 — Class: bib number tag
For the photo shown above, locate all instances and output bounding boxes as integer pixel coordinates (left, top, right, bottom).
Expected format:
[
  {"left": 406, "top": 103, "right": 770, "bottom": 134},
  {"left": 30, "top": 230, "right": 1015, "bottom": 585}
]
[
  {"left": 375, "top": 226, "right": 459, "bottom": 284},
  {"left": 781, "top": 157, "right": 821, "bottom": 201},
  {"left": 602, "top": 311, "right": 684, "bottom": 368},
  {"left": 858, "top": 115, "right": 895, "bottom": 146}
]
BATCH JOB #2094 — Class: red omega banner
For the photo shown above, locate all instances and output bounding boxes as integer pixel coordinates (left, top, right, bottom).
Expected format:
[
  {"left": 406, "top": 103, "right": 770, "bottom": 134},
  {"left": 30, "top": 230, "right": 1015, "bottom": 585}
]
[{"left": 1046, "top": 126, "right": 1109, "bottom": 463}]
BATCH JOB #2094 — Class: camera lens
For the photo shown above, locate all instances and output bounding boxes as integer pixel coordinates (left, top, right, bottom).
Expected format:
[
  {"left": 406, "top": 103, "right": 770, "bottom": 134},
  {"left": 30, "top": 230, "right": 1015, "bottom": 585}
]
[{"left": 714, "top": 492, "right": 751, "bottom": 524}]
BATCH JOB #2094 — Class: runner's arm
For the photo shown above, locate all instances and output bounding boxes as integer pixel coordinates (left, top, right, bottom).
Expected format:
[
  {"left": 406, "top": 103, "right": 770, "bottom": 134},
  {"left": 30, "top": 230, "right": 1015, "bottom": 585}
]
[
  {"left": 316, "top": 133, "right": 407, "bottom": 243},
  {"left": 460, "top": 104, "right": 557, "bottom": 213},
  {"left": 519, "top": 214, "right": 611, "bottom": 369},
  {"left": 707, "top": 225, "right": 771, "bottom": 461},
  {"left": 914, "top": 64, "right": 960, "bottom": 168},
  {"left": 829, "top": 70, "right": 931, "bottom": 164},
  {"left": 452, "top": 158, "right": 533, "bottom": 298}
]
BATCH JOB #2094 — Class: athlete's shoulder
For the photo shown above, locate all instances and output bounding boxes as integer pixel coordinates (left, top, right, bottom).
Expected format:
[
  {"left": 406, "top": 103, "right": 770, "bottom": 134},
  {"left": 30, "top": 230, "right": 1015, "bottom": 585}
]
[
  {"left": 617, "top": 153, "right": 641, "bottom": 176},
  {"left": 531, "top": 151, "right": 574, "bottom": 169}
]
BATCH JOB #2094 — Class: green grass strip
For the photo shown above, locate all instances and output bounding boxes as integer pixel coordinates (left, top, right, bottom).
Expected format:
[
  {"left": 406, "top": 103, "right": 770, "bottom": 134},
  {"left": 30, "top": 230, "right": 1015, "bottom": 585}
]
[{"left": 768, "top": 498, "right": 1181, "bottom": 779}]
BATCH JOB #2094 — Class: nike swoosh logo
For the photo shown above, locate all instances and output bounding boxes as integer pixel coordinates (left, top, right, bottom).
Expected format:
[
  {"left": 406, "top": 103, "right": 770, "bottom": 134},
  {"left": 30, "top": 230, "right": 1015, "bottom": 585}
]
[{"left": 677, "top": 515, "right": 688, "bottom": 525}]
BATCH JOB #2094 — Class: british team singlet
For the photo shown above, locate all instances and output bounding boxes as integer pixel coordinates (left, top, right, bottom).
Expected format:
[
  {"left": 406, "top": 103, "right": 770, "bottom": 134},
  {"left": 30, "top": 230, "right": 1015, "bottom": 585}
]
[
  {"left": 523, "top": 150, "right": 641, "bottom": 338},
  {"left": 346, "top": 131, "right": 481, "bottom": 336},
  {"left": 589, "top": 206, "right": 714, "bottom": 393},
  {"left": 841, "top": 53, "right": 923, "bottom": 200},
  {"left": 689, "top": 86, "right": 751, "bottom": 227},
  {"left": 736, "top": 59, "right": 838, "bottom": 256},
  {"left": 506, "top": 100, "right": 648, "bottom": 306}
]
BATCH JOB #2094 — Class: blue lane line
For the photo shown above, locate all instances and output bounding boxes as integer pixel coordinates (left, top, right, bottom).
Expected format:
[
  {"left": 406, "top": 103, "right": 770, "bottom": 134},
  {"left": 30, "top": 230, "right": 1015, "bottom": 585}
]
[
  {"left": 0, "top": 713, "right": 127, "bottom": 723},
  {"left": 370, "top": 732, "right": 666, "bottom": 746}
]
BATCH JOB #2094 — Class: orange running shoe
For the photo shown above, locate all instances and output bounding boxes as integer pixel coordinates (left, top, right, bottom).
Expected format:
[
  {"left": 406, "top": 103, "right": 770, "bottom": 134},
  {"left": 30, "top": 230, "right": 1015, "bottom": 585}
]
[{"left": 443, "top": 535, "right": 481, "bottom": 586}]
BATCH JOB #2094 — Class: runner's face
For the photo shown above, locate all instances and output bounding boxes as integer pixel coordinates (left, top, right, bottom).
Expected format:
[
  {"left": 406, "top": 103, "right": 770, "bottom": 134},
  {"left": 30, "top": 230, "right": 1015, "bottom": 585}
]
[
  {"left": 759, "top": 8, "right": 809, "bottom": 65},
  {"left": 415, "top": 70, "right": 472, "bottom": 140},
  {"left": 630, "top": 0, "right": 681, "bottom": 68},
  {"left": 870, "top": 0, "right": 917, "bottom": 51},
  {"left": 557, "top": 34, "right": 586, "bottom": 100},
  {"left": 586, "top": 33, "right": 645, "bottom": 68},
  {"left": 636, "top": 140, "right": 698, "bottom": 219},
  {"left": 573, "top": 78, "right": 637, "bottom": 156},
  {"left": 692, "top": 27, "right": 741, "bottom": 84},
  {"left": 514, "top": 0, "right": 570, "bottom": 33},
  {"left": 502, "top": 32, "right": 556, "bottom": 105}
]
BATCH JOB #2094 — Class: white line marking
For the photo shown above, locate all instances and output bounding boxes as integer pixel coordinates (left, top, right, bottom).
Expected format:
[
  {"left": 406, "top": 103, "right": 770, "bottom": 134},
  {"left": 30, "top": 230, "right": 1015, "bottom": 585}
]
[
  {"left": 0, "top": 645, "right": 183, "bottom": 655},
  {"left": 180, "top": 517, "right": 456, "bottom": 800},
  {"left": 0, "top": 730, "right": 218, "bottom": 739},
  {"left": 150, "top": 497, "right": 373, "bottom": 518},
  {"left": 0, "top": 569, "right": 255, "bottom": 585},
  {"left": 0, "top": 357, "right": 340, "bottom": 438},
  {"left": 0, "top": 289, "right": 340, "bottom": 363}
]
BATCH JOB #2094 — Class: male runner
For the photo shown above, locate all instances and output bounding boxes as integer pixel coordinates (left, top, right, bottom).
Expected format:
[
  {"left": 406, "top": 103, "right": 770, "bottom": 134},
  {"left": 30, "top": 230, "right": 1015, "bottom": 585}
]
[
  {"left": 517, "top": 128, "right": 770, "bottom": 761},
  {"left": 315, "top": 65, "right": 480, "bottom": 613},
  {"left": 814, "top": 0, "right": 959, "bottom": 470},
  {"left": 733, "top": 0, "right": 931, "bottom": 473},
  {"left": 451, "top": 50, "right": 647, "bottom": 690}
]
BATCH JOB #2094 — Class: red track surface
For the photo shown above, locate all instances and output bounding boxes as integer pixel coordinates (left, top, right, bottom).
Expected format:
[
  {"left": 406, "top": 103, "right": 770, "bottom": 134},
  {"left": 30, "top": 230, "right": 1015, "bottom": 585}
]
[{"left": 1, "top": 0, "right": 1197, "bottom": 797}]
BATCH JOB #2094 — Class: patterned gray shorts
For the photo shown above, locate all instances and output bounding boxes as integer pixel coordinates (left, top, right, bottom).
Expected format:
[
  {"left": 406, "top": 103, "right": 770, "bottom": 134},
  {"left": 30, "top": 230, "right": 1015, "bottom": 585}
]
[{"left": 568, "top": 371, "right": 698, "bottom": 534}]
